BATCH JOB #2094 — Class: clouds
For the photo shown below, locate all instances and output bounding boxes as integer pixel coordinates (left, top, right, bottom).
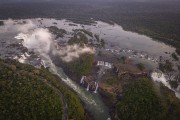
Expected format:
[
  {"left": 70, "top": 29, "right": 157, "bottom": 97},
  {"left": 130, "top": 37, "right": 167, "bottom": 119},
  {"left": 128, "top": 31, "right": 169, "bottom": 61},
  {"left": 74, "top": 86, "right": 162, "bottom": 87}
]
[
  {"left": 0, "top": 19, "right": 36, "bottom": 33},
  {"left": 53, "top": 44, "right": 94, "bottom": 62},
  {"left": 16, "top": 28, "right": 52, "bottom": 53},
  {"left": 14, "top": 19, "right": 94, "bottom": 62}
]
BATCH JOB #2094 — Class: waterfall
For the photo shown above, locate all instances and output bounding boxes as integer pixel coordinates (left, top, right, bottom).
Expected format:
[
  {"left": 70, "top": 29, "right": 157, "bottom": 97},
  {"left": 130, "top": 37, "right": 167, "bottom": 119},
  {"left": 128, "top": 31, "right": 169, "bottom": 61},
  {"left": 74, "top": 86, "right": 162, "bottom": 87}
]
[
  {"left": 13, "top": 19, "right": 111, "bottom": 120},
  {"left": 87, "top": 84, "right": 90, "bottom": 91},
  {"left": 95, "top": 82, "right": 97, "bottom": 86},
  {"left": 80, "top": 76, "right": 85, "bottom": 84},
  {"left": 151, "top": 72, "right": 180, "bottom": 99},
  {"left": 151, "top": 72, "right": 171, "bottom": 89},
  {"left": 94, "top": 83, "right": 99, "bottom": 93},
  {"left": 97, "top": 61, "right": 100, "bottom": 66},
  {"left": 105, "top": 62, "right": 108, "bottom": 67},
  {"left": 116, "top": 68, "right": 119, "bottom": 72}
]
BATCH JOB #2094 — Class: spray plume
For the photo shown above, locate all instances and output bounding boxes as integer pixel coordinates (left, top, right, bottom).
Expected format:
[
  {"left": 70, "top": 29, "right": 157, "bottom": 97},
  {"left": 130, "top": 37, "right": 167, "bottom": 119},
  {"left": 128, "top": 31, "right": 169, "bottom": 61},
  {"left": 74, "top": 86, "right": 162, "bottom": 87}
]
[{"left": 14, "top": 19, "right": 94, "bottom": 62}]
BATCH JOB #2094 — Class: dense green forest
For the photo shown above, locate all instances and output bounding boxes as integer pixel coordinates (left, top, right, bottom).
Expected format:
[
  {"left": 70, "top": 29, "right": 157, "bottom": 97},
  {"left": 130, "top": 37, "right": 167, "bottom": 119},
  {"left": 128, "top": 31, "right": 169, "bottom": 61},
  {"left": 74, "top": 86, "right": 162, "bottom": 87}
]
[
  {"left": 116, "top": 78, "right": 180, "bottom": 120},
  {"left": 62, "top": 53, "right": 95, "bottom": 81},
  {"left": 0, "top": 1, "right": 180, "bottom": 120},
  {"left": 0, "top": 59, "right": 86, "bottom": 120}
]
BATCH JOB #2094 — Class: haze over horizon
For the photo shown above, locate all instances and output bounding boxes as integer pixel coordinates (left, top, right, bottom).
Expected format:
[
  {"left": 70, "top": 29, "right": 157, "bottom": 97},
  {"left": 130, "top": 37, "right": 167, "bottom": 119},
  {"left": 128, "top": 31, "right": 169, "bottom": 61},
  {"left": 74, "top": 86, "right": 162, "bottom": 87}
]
[{"left": 1, "top": 0, "right": 180, "bottom": 3}]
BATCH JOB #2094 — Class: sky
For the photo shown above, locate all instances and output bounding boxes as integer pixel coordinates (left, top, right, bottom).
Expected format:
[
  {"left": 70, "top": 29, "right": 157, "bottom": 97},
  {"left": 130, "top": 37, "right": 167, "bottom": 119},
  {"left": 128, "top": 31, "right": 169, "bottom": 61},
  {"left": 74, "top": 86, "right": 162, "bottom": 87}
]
[
  {"left": 0, "top": 0, "right": 180, "bottom": 4},
  {"left": 1, "top": 0, "right": 180, "bottom": 2}
]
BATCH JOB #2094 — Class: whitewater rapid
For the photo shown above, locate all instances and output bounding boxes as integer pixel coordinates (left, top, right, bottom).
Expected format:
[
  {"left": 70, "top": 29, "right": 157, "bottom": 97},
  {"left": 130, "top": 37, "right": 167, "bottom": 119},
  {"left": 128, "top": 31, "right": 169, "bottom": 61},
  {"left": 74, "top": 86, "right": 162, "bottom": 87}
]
[
  {"left": 9, "top": 18, "right": 179, "bottom": 120},
  {"left": 151, "top": 72, "right": 180, "bottom": 98},
  {"left": 14, "top": 25, "right": 110, "bottom": 120}
]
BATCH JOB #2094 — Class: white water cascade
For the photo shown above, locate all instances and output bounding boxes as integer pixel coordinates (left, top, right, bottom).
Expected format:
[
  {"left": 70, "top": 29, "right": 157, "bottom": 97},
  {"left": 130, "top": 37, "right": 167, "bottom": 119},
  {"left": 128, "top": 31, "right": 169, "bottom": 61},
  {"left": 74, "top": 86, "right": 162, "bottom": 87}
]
[
  {"left": 87, "top": 84, "right": 90, "bottom": 91},
  {"left": 95, "top": 82, "right": 97, "bottom": 86},
  {"left": 80, "top": 76, "right": 85, "bottom": 84},
  {"left": 13, "top": 21, "right": 111, "bottom": 120},
  {"left": 94, "top": 83, "right": 99, "bottom": 93},
  {"left": 151, "top": 72, "right": 180, "bottom": 98}
]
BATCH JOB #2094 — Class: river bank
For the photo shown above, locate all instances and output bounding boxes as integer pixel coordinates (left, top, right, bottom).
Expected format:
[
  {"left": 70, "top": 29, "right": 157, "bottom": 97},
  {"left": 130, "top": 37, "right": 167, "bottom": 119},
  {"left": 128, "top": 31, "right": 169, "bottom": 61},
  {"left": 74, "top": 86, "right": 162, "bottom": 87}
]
[{"left": 53, "top": 75, "right": 95, "bottom": 120}]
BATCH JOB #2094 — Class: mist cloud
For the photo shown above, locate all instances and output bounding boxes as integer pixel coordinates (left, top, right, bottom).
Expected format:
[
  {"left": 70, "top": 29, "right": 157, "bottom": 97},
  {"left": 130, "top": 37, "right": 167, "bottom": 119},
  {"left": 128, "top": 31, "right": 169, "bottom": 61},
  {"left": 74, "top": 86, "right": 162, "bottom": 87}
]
[
  {"left": 14, "top": 20, "right": 94, "bottom": 62},
  {"left": 53, "top": 44, "right": 94, "bottom": 62},
  {"left": 1, "top": 19, "right": 36, "bottom": 33}
]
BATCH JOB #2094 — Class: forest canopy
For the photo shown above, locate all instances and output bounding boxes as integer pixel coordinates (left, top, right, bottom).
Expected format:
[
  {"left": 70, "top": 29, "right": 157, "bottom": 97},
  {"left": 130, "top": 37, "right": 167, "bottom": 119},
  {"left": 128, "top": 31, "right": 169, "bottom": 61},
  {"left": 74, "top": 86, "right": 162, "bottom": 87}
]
[
  {"left": 0, "top": 59, "right": 86, "bottom": 120},
  {"left": 116, "top": 78, "right": 180, "bottom": 120}
]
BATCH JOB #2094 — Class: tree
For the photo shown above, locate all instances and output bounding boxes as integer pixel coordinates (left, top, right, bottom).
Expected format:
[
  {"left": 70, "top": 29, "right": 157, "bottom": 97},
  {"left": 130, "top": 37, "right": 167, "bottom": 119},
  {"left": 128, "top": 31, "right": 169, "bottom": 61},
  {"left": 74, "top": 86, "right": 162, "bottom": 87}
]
[
  {"left": 117, "top": 78, "right": 166, "bottom": 120},
  {"left": 67, "top": 53, "right": 95, "bottom": 79},
  {"left": 136, "top": 63, "right": 145, "bottom": 71},
  {"left": 0, "top": 59, "right": 86, "bottom": 120}
]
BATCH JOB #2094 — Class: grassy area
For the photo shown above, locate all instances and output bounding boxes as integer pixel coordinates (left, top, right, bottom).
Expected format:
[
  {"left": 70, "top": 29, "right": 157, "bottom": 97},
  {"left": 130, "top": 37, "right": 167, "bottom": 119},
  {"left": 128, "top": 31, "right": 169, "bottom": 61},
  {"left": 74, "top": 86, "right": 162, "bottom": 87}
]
[{"left": 0, "top": 59, "right": 86, "bottom": 120}]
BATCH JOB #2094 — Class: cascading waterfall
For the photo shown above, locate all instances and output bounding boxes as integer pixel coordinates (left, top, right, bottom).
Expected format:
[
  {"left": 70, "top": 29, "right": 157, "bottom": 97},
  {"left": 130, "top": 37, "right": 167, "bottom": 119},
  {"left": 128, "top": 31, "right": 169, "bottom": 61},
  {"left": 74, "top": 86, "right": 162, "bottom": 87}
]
[
  {"left": 14, "top": 27, "right": 110, "bottom": 120},
  {"left": 94, "top": 83, "right": 99, "bottom": 93},
  {"left": 87, "top": 84, "right": 90, "bottom": 91},
  {"left": 6, "top": 18, "right": 180, "bottom": 120},
  {"left": 80, "top": 76, "right": 85, "bottom": 84},
  {"left": 151, "top": 72, "right": 171, "bottom": 88},
  {"left": 151, "top": 72, "right": 180, "bottom": 98}
]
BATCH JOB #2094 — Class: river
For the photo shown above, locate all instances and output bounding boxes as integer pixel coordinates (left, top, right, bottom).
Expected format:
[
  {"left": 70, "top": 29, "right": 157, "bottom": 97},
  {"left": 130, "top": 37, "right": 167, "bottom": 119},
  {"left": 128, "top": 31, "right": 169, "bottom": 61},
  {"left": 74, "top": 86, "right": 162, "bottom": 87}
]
[{"left": 0, "top": 18, "right": 179, "bottom": 120}]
